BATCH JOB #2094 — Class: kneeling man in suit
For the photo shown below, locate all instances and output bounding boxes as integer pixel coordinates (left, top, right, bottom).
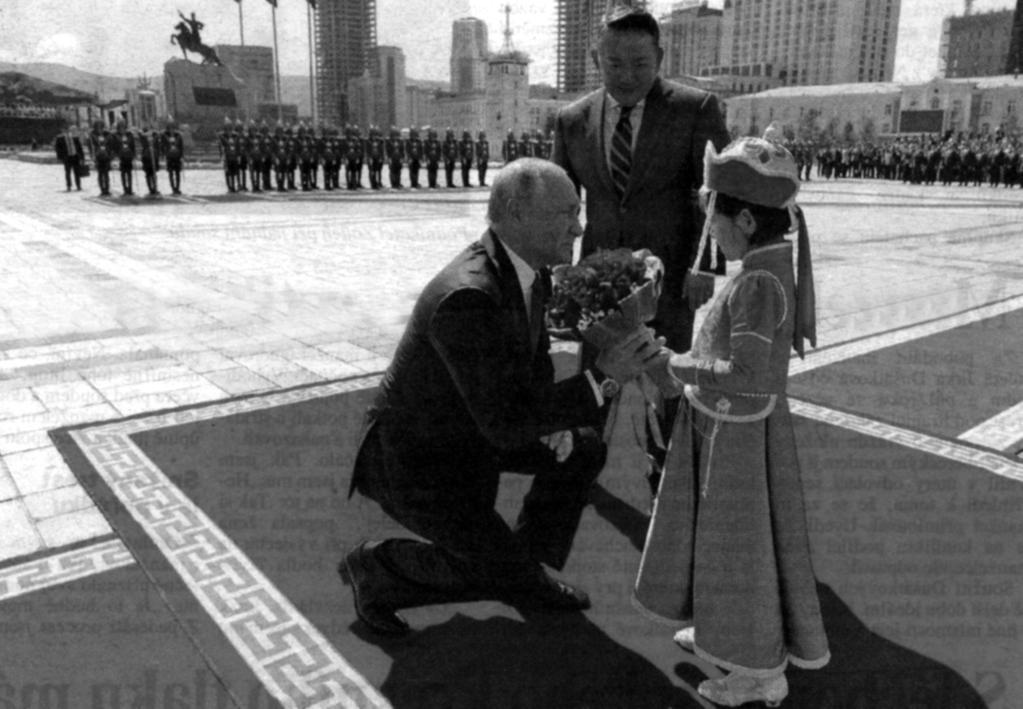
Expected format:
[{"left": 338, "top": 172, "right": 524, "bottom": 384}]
[{"left": 342, "top": 158, "right": 649, "bottom": 636}]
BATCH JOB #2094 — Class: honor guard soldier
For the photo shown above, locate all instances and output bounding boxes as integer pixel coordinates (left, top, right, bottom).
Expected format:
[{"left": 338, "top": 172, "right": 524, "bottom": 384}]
[
  {"left": 367, "top": 126, "right": 386, "bottom": 189},
  {"left": 311, "top": 124, "right": 326, "bottom": 189},
  {"left": 298, "top": 122, "right": 315, "bottom": 191},
  {"left": 501, "top": 129, "right": 518, "bottom": 163},
  {"left": 284, "top": 123, "right": 299, "bottom": 190},
  {"left": 234, "top": 119, "right": 248, "bottom": 191},
  {"left": 112, "top": 120, "right": 136, "bottom": 196},
  {"left": 138, "top": 124, "right": 162, "bottom": 197},
  {"left": 518, "top": 130, "right": 533, "bottom": 159},
  {"left": 442, "top": 127, "right": 458, "bottom": 187},
  {"left": 218, "top": 117, "right": 239, "bottom": 192},
  {"left": 458, "top": 130, "right": 474, "bottom": 187},
  {"left": 89, "top": 121, "right": 114, "bottom": 197},
  {"left": 257, "top": 121, "right": 273, "bottom": 191},
  {"left": 321, "top": 126, "right": 340, "bottom": 191},
  {"left": 385, "top": 126, "right": 405, "bottom": 188},
  {"left": 532, "top": 129, "right": 547, "bottom": 160},
  {"left": 542, "top": 130, "right": 554, "bottom": 160},
  {"left": 161, "top": 119, "right": 185, "bottom": 195},
  {"left": 343, "top": 125, "right": 361, "bottom": 190},
  {"left": 353, "top": 125, "right": 367, "bottom": 188},
  {"left": 272, "top": 122, "right": 288, "bottom": 192},
  {"left": 424, "top": 127, "right": 441, "bottom": 188},
  {"left": 406, "top": 127, "right": 424, "bottom": 188},
  {"left": 245, "top": 121, "right": 262, "bottom": 192},
  {"left": 474, "top": 130, "right": 489, "bottom": 186}
]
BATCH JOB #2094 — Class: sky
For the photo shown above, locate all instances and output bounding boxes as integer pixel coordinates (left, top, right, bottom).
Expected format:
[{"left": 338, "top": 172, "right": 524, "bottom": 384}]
[{"left": 0, "top": 0, "right": 1016, "bottom": 86}]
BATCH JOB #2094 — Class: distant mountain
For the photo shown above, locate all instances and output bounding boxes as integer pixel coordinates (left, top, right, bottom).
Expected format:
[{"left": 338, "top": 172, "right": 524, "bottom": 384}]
[{"left": 0, "top": 62, "right": 160, "bottom": 102}]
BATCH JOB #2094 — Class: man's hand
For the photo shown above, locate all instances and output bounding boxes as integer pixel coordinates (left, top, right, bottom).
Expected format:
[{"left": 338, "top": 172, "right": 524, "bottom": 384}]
[
  {"left": 683, "top": 271, "right": 714, "bottom": 310},
  {"left": 595, "top": 327, "right": 658, "bottom": 382},
  {"left": 540, "top": 430, "right": 574, "bottom": 463}
]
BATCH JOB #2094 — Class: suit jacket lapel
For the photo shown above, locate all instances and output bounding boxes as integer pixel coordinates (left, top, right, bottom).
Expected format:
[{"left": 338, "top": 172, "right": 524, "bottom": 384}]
[
  {"left": 484, "top": 231, "right": 533, "bottom": 357},
  {"left": 626, "top": 78, "right": 669, "bottom": 198},
  {"left": 586, "top": 90, "right": 616, "bottom": 197}
]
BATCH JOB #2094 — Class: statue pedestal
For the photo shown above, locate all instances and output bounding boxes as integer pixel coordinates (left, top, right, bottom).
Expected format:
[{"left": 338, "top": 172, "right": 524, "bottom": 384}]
[{"left": 164, "top": 58, "right": 250, "bottom": 141}]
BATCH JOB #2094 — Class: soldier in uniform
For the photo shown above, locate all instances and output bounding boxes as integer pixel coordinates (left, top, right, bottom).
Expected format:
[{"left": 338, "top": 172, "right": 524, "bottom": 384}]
[
  {"left": 138, "top": 124, "right": 162, "bottom": 197},
  {"left": 342, "top": 125, "right": 358, "bottom": 190},
  {"left": 218, "top": 117, "right": 240, "bottom": 193},
  {"left": 244, "top": 121, "right": 261, "bottom": 193},
  {"left": 406, "top": 127, "right": 424, "bottom": 188},
  {"left": 366, "top": 126, "right": 386, "bottom": 189},
  {"left": 442, "top": 127, "right": 458, "bottom": 188},
  {"left": 298, "top": 122, "right": 315, "bottom": 191},
  {"left": 321, "top": 126, "right": 340, "bottom": 191},
  {"left": 272, "top": 122, "right": 288, "bottom": 192},
  {"left": 258, "top": 121, "right": 273, "bottom": 191},
  {"left": 232, "top": 120, "right": 247, "bottom": 191},
  {"left": 385, "top": 126, "right": 405, "bottom": 188},
  {"left": 502, "top": 129, "right": 518, "bottom": 163},
  {"left": 424, "top": 127, "right": 442, "bottom": 188},
  {"left": 474, "top": 130, "right": 489, "bottom": 187},
  {"left": 112, "top": 120, "right": 136, "bottom": 196},
  {"left": 518, "top": 130, "right": 533, "bottom": 160},
  {"left": 161, "top": 119, "right": 185, "bottom": 195},
  {"left": 353, "top": 125, "right": 367, "bottom": 188},
  {"left": 534, "top": 129, "right": 549, "bottom": 160},
  {"left": 89, "top": 121, "right": 114, "bottom": 197},
  {"left": 458, "top": 129, "right": 474, "bottom": 187}
]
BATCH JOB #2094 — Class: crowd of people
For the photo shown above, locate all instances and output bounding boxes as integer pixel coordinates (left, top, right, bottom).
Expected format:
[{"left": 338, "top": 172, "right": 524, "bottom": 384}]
[{"left": 777, "top": 132, "right": 1023, "bottom": 187}]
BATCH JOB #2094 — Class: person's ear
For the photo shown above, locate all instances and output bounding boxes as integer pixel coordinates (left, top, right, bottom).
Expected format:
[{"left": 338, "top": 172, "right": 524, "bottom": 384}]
[
  {"left": 737, "top": 208, "right": 757, "bottom": 235},
  {"left": 591, "top": 48, "right": 601, "bottom": 72},
  {"left": 655, "top": 45, "right": 665, "bottom": 71}
]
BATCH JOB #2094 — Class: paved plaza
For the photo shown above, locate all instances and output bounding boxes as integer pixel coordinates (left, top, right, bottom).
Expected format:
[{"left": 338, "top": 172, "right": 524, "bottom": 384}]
[{"left": 1, "top": 156, "right": 1022, "bottom": 706}]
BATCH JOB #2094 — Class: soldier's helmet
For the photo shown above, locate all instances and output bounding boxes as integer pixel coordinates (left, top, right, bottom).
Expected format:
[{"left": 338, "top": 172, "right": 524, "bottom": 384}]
[
  {"left": 275, "top": 119, "right": 284, "bottom": 134},
  {"left": 248, "top": 119, "right": 258, "bottom": 133},
  {"left": 478, "top": 131, "right": 487, "bottom": 140},
  {"left": 166, "top": 119, "right": 178, "bottom": 131},
  {"left": 428, "top": 128, "right": 438, "bottom": 140},
  {"left": 506, "top": 129, "right": 515, "bottom": 139},
  {"left": 353, "top": 124, "right": 362, "bottom": 135},
  {"left": 234, "top": 118, "right": 245, "bottom": 132},
  {"left": 390, "top": 126, "right": 399, "bottom": 138},
  {"left": 445, "top": 127, "right": 455, "bottom": 140},
  {"left": 534, "top": 129, "right": 543, "bottom": 139},
  {"left": 409, "top": 127, "right": 419, "bottom": 139},
  {"left": 260, "top": 120, "right": 270, "bottom": 133},
  {"left": 521, "top": 130, "right": 530, "bottom": 140},
  {"left": 93, "top": 120, "right": 106, "bottom": 133},
  {"left": 116, "top": 120, "right": 127, "bottom": 131},
  {"left": 462, "top": 130, "right": 471, "bottom": 140}
]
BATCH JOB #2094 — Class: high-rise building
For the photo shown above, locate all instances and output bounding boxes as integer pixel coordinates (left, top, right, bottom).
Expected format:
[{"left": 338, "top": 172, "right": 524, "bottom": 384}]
[
  {"left": 314, "top": 0, "right": 377, "bottom": 125},
  {"left": 718, "top": 0, "right": 900, "bottom": 86},
  {"left": 660, "top": 1, "right": 724, "bottom": 79},
  {"left": 556, "top": 0, "right": 650, "bottom": 95},
  {"left": 940, "top": 9, "right": 1014, "bottom": 79},
  {"left": 1008, "top": 0, "right": 1023, "bottom": 74},
  {"left": 451, "top": 18, "right": 490, "bottom": 94},
  {"left": 348, "top": 46, "right": 408, "bottom": 130}
]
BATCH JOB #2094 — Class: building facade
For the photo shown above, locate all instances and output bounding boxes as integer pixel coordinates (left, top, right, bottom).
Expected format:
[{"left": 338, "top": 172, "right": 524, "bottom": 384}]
[
  {"left": 940, "top": 9, "right": 1014, "bottom": 79},
  {"left": 451, "top": 18, "right": 490, "bottom": 94},
  {"left": 556, "top": 0, "right": 650, "bottom": 95},
  {"left": 725, "top": 75, "right": 1023, "bottom": 142},
  {"left": 717, "top": 0, "right": 900, "bottom": 86},
  {"left": 314, "top": 0, "right": 377, "bottom": 125},
  {"left": 660, "top": 1, "right": 724, "bottom": 79},
  {"left": 347, "top": 46, "right": 409, "bottom": 130},
  {"left": 1007, "top": 0, "right": 1023, "bottom": 74}
]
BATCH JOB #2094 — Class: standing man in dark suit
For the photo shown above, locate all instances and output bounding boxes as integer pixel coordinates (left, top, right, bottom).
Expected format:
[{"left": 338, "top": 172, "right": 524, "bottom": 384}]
[
  {"left": 341, "top": 158, "right": 651, "bottom": 636},
  {"left": 54, "top": 126, "right": 84, "bottom": 191},
  {"left": 552, "top": 6, "right": 729, "bottom": 495}
]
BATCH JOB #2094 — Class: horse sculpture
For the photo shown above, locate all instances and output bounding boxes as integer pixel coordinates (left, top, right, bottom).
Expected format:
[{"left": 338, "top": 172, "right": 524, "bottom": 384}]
[{"left": 170, "top": 12, "right": 222, "bottom": 66}]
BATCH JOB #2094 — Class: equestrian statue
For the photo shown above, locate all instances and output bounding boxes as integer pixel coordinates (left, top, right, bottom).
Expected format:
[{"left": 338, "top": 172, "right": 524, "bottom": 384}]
[{"left": 171, "top": 11, "right": 222, "bottom": 66}]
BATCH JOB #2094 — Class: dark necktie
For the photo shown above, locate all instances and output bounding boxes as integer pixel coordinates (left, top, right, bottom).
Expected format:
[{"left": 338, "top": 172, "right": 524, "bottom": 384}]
[{"left": 610, "top": 105, "right": 633, "bottom": 198}]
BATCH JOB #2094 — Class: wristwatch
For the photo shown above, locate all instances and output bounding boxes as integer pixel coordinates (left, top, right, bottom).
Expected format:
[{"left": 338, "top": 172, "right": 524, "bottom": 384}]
[{"left": 591, "top": 369, "right": 621, "bottom": 400}]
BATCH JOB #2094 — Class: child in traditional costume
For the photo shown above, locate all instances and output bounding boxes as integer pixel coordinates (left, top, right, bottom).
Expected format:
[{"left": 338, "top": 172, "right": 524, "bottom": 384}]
[{"left": 633, "top": 136, "right": 830, "bottom": 706}]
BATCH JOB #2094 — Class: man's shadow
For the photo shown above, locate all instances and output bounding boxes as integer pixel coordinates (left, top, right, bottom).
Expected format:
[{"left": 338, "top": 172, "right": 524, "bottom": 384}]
[{"left": 365, "top": 609, "right": 704, "bottom": 709}]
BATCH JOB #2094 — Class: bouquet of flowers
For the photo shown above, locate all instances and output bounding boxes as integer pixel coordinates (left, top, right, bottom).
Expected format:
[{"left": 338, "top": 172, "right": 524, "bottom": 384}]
[{"left": 547, "top": 248, "right": 663, "bottom": 350}]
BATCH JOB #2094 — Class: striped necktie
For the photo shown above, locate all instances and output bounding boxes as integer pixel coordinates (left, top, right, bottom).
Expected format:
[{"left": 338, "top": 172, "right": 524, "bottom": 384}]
[{"left": 610, "top": 105, "right": 633, "bottom": 198}]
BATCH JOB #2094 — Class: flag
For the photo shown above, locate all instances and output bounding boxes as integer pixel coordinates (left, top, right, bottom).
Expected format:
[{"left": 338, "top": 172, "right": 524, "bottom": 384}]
[
  {"left": 307, "top": 0, "right": 316, "bottom": 7},
  {"left": 266, "top": 0, "right": 277, "bottom": 6}
]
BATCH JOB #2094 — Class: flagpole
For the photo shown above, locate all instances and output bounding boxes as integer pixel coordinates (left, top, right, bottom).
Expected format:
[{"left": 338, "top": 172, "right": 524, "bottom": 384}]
[
  {"left": 307, "top": 2, "right": 317, "bottom": 125},
  {"left": 272, "top": 2, "right": 282, "bottom": 122},
  {"left": 238, "top": 0, "right": 245, "bottom": 45}
]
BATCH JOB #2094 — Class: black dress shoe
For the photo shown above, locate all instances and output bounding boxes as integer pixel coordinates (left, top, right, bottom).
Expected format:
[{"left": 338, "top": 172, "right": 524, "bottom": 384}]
[{"left": 338, "top": 542, "right": 410, "bottom": 636}]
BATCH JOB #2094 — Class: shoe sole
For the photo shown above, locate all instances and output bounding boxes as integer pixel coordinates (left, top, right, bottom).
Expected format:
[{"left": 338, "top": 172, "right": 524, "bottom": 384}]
[{"left": 337, "top": 554, "right": 410, "bottom": 637}]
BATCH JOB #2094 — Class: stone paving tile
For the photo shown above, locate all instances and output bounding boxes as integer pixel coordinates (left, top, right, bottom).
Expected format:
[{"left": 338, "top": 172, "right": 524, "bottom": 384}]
[
  {"left": 0, "top": 499, "right": 43, "bottom": 559},
  {"left": 22, "top": 483, "right": 93, "bottom": 521},
  {"left": 0, "top": 388, "right": 46, "bottom": 420},
  {"left": 174, "top": 349, "right": 242, "bottom": 373},
  {"left": 86, "top": 363, "right": 198, "bottom": 395},
  {"left": 31, "top": 378, "right": 107, "bottom": 412},
  {"left": 169, "top": 384, "right": 230, "bottom": 407},
  {"left": 315, "top": 341, "right": 382, "bottom": 362},
  {"left": 101, "top": 372, "right": 216, "bottom": 402},
  {"left": 0, "top": 430, "right": 52, "bottom": 457},
  {"left": 4, "top": 447, "right": 78, "bottom": 497},
  {"left": 36, "top": 507, "right": 111, "bottom": 548},
  {"left": 0, "top": 459, "right": 19, "bottom": 503},
  {"left": 110, "top": 393, "right": 180, "bottom": 417},
  {"left": 283, "top": 355, "right": 363, "bottom": 380},
  {"left": 264, "top": 368, "right": 323, "bottom": 388},
  {"left": 202, "top": 367, "right": 275, "bottom": 396}
]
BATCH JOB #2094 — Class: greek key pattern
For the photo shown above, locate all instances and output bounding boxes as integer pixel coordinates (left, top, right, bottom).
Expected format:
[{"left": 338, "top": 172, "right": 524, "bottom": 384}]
[
  {"left": 0, "top": 539, "right": 133, "bottom": 602},
  {"left": 790, "top": 398, "right": 1023, "bottom": 482},
  {"left": 958, "top": 401, "right": 1023, "bottom": 453},
  {"left": 69, "top": 373, "right": 391, "bottom": 709},
  {"left": 791, "top": 295, "right": 1023, "bottom": 376}
]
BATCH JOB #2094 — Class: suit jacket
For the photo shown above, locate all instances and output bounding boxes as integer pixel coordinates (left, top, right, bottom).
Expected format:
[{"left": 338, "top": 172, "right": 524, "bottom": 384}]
[
  {"left": 553, "top": 77, "right": 729, "bottom": 302},
  {"left": 54, "top": 134, "right": 83, "bottom": 163},
  {"left": 350, "top": 231, "right": 604, "bottom": 495}
]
